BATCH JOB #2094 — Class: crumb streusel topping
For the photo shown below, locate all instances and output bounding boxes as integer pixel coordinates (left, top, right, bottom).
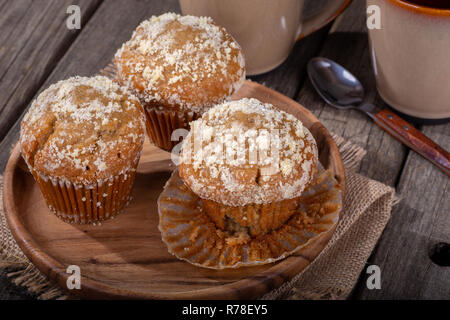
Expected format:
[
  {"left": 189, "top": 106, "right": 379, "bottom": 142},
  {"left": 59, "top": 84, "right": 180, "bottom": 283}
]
[
  {"left": 115, "top": 13, "right": 245, "bottom": 113},
  {"left": 20, "top": 76, "right": 146, "bottom": 185},
  {"left": 179, "top": 98, "right": 318, "bottom": 206}
]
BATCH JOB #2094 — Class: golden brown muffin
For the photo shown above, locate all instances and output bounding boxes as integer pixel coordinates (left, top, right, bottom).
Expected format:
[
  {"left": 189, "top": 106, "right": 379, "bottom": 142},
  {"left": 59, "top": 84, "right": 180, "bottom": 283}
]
[
  {"left": 114, "top": 12, "right": 245, "bottom": 150},
  {"left": 178, "top": 98, "right": 318, "bottom": 237},
  {"left": 20, "top": 76, "right": 146, "bottom": 224}
]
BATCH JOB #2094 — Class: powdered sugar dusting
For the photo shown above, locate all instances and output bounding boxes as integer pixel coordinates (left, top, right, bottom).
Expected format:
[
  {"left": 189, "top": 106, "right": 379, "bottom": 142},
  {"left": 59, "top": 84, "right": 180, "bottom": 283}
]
[
  {"left": 179, "top": 98, "right": 319, "bottom": 206},
  {"left": 115, "top": 13, "right": 245, "bottom": 113},
  {"left": 20, "top": 76, "right": 146, "bottom": 184}
]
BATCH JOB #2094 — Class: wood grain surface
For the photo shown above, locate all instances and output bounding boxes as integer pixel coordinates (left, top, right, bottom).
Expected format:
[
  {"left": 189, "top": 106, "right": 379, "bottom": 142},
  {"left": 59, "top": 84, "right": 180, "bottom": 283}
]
[
  {"left": 1, "top": 0, "right": 448, "bottom": 299},
  {"left": 0, "top": 0, "right": 102, "bottom": 140},
  {"left": 3, "top": 81, "right": 344, "bottom": 299},
  {"left": 357, "top": 121, "right": 450, "bottom": 299}
]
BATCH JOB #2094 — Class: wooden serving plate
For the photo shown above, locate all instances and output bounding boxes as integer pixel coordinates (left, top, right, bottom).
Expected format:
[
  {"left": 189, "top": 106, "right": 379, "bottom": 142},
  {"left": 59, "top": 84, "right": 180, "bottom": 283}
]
[{"left": 3, "top": 81, "right": 345, "bottom": 299}]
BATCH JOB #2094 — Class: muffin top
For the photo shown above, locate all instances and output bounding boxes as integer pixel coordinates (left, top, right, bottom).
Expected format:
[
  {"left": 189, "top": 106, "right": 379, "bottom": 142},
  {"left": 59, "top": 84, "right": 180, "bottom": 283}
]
[
  {"left": 20, "top": 76, "right": 146, "bottom": 185},
  {"left": 114, "top": 13, "right": 245, "bottom": 113},
  {"left": 178, "top": 98, "right": 318, "bottom": 206}
]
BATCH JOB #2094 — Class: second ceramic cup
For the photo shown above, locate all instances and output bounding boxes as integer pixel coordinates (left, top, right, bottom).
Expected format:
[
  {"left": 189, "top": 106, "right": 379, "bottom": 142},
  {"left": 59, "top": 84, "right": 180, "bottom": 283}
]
[{"left": 367, "top": 0, "right": 450, "bottom": 121}]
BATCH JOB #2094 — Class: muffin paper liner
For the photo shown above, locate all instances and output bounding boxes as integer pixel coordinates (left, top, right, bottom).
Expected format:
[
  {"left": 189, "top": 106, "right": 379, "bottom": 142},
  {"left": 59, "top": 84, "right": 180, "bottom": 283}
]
[
  {"left": 144, "top": 107, "right": 201, "bottom": 152},
  {"left": 201, "top": 197, "right": 301, "bottom": 238},
  {"left": 31, "top": 166, "right": 137, "bottom": 225},
  {"left": 158, "top": 167, "right": 342, "bottom": 269}
]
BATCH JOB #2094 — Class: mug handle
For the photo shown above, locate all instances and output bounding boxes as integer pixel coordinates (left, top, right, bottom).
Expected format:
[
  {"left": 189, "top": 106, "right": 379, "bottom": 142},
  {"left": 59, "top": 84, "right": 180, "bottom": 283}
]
[{"left": 297, "top": 0, "right": 353, "bottom": 40}]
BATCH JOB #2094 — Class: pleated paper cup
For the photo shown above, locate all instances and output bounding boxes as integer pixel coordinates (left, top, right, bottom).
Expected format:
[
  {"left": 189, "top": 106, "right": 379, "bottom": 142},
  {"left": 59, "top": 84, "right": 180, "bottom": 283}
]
[
  {"left": 158, "top": 167, "right": 342, "bottom": 269},
  {"left": 201, "top": 197, "right": 301, "bottom": 238},
  {"left": 30, "top": 166, "right": 137, "bottom": 225},
  {"left": 144, "top": 106, "right": 201, "bottom": 151}
]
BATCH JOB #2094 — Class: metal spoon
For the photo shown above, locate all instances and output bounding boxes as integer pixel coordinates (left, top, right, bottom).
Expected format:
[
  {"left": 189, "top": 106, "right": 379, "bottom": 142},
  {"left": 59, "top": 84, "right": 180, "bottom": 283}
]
[{"left": 307, "top": 57, "right": 450, "bottom": 177}]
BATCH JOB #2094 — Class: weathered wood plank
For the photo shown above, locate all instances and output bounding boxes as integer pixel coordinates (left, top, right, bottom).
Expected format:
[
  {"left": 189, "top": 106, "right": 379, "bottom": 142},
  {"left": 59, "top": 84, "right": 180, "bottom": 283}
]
[
  {"left": 0, "top": 0, "right": 102, "bottom": 140},
  {"left": 357, "top": 122, "right": 450, "bottom": 299}
]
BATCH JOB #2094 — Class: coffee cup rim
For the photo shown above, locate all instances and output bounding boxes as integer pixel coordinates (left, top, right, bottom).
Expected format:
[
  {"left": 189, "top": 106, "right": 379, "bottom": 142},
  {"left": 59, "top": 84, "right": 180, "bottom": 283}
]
[{"left": 387, "top": 0, "right": 450, "bottom": 16}]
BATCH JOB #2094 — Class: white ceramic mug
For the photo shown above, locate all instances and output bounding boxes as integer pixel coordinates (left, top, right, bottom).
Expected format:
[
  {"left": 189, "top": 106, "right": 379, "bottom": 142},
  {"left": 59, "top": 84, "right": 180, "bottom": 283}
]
[
  {"left": 367, "top": 0, "right": 450, "bottom": 120},
  {"left": 179, "top": 0, "right": 352, "bottom": 75}
]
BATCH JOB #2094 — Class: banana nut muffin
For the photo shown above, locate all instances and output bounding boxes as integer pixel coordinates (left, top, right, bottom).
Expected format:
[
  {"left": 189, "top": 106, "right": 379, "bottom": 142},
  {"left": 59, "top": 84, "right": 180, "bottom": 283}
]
[
  {"left": 114, "top": 12, "right": 245, "bottom": 151},
  {"left": 178, "top": 98, "right": 318, "bottom": 238},
  {"left": 20, "top": 76, "right": 146, "bottom": 224}
]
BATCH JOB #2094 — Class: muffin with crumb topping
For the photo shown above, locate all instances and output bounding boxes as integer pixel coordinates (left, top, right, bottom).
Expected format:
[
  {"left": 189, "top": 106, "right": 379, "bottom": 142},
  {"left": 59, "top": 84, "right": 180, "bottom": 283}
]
[
  {"left": 114, "top": 12, "right": 245, "bottom": 151},
  {"left": 20, "top": 76, "right": 146, "bottom": 224},
  {"left": 178, "top": 98, "right": 318, "bottom": 239}
]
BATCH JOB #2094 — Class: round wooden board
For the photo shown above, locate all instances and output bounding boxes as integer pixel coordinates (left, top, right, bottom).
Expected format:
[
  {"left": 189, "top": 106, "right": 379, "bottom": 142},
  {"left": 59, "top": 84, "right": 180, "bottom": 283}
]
[{"left": 3, "top": 81, "right": 345, "bottom": 299}]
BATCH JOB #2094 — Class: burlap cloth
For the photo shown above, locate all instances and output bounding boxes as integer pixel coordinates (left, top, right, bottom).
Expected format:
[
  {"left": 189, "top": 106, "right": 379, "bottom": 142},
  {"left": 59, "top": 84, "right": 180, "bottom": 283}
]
[{"left": 0, "top": 134, "right": 397, "bottom": 300}]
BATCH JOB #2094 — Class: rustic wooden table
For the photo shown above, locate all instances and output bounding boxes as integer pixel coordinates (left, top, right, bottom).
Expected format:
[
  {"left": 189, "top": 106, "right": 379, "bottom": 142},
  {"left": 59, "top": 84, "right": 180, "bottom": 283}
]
[{"left": 0, "top": 0, "right": 448, "bottom": 299}]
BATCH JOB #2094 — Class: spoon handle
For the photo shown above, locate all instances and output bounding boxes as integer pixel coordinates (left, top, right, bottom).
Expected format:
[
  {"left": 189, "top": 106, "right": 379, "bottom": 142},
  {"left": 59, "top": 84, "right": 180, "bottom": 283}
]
[{"left": 373, "top": 109, "right": 450, "bottom": 177}]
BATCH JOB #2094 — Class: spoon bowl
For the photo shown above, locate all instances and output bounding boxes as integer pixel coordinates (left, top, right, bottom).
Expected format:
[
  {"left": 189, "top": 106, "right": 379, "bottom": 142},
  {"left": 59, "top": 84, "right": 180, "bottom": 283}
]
[{"left": 307, "top": 57, "right": 365, "bottom": 109}]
